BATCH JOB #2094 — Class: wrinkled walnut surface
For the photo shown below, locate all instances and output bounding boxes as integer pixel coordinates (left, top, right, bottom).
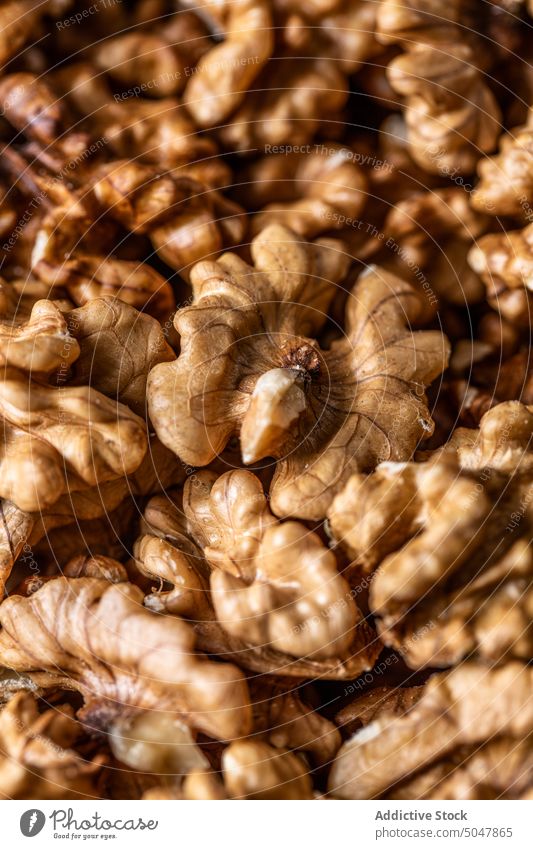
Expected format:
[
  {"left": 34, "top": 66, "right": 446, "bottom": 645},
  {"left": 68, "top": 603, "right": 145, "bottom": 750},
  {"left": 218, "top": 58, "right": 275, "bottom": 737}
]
[{"left": 148, "top": 226, "right": 449, "bottom": 520}]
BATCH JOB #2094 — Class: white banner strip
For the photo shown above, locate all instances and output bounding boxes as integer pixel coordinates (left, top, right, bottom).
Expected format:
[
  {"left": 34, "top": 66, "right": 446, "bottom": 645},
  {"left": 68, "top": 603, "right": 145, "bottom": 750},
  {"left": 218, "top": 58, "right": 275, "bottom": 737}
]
[{"left": 2, "top": 800, "right": 532, "bottom": 849}]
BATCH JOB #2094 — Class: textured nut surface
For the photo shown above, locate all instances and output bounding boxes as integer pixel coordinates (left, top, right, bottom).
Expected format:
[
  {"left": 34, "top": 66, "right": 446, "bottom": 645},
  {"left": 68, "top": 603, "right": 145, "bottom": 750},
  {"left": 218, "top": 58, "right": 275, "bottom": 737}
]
[
  {"left": 331, "top": 403, "right": 533, "bottom": 667},
  {"left": 329, "top": 662, "right": 533, "bottom": 799},
  {"left": 148, "top": 226, "right": 449, "bottom": 520},
  {"left": 0, "top": 577, "right": 251, "bottom": 741},
  {"left": 135, "top": 477, "right": 380, "bottom": 680},
  {"left": 184, "top": 469, "right": 378, "bottom": 671}
]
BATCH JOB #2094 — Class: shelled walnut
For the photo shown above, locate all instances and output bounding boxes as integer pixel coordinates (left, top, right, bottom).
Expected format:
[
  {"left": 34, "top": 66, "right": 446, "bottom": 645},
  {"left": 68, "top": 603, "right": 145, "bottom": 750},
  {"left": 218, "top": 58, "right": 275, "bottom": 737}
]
[
  {"left": 380, "top": 187, "right": 488, "bottom": 305},
  {"left": 147, "top": 741, "right": 313, "bottom": 800},
  {"left": 240, "top": 144, "right": 367, "bottom": 240},
  {"left": 0, "top": 70, "right": 245, "bottom": 296},
  {"left": 329, "top": 402, "right": 533, "bottom": 668},
  {"left": 0, "top": 295, "right": 181, "bottom": 592},
  {"left": 178, "top": 0, "right": 349, "bottom": 151},
  {"left": 148, "top": 225, "right": 449, "bottom": 520},
  {"left": 273, "top": 0, "right": 381, "bottom": 73},
  {"left": 134, "top": 472, "right": 380, "bottom": 679},
  {"left": 468, "top": 224, "right": 533, "bottom": 327},
  {"left": 472, "top": 109, "right": 533, "bottom": 217},
  {"left": 329, "top": 662, "right": 533, "bottom": 799},
  {"left": 192, "top": 742, "right": 313, "bottom": 799}
]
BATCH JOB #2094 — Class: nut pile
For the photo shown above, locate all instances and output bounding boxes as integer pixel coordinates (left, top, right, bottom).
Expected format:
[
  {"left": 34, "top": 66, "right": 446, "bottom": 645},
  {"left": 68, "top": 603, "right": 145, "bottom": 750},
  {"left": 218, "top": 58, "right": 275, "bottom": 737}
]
[{"left": 0, "top": 0, "right": 532, "bottom": 801}]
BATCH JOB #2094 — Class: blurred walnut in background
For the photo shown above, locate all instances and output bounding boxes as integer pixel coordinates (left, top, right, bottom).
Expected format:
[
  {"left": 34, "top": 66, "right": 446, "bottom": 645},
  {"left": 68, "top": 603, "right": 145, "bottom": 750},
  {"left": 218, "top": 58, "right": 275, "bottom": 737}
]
[
  {"left": 330, "top": 662, "right": 533, "bottom": 799},
  {"left": 376, "top": 0, "right": 502, "bottom": 175}
]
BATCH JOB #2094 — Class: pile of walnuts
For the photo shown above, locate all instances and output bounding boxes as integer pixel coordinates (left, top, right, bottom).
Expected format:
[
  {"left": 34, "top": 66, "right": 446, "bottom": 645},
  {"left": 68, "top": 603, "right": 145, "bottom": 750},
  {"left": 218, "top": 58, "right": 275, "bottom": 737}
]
[{"left": 0, "top": 0, "right": 532, "bottom": 801}]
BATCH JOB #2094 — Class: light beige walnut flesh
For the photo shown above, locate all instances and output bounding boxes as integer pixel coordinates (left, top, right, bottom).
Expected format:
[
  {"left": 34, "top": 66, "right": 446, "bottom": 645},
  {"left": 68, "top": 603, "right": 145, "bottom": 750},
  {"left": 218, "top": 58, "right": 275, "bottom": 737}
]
[
  {"left": 381, "top": 187, "right": 488, "bottom": 306},
  {"left": 148, "top": 226, "right": 449, "bottom": 520},
  {"left": 329, "top": 662, "right": 533, "bottom": 799},
  {"left": 92, "top": 30, "right": 189, "bottom": 98},
  {"left": 134, "top": 532, "right": 212, "bottom": 620},
  {"left": 112, "top": 679, "right": 339, "bottom": 780},
  {"left": 0, "top": 577, "right": 251, "bottom": 742},
  {"left": 0, "top": 692, "right": 103, "bottom": 800},
  {"left": 33, "top": 249, "right": 175, "bottom": 323},
  {"left": 329, "top": 403, "right": 533, "bottom": 667},
  {"left": 184, "top": 742, "right": 313, "bottom": 800},
  {"left": 109, "top": 711, "right": 209, "bottom": 777}
]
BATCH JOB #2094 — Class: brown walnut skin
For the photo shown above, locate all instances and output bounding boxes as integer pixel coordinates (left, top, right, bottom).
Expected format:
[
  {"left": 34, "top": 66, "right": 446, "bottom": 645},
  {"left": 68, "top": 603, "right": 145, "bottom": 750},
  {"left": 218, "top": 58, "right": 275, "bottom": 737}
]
[
  {"left": 182, "top": 0, "right": 274, "bottom": 128},
  {"left": 376, "top": 2, "right": 500, "bottom": 175},
  {"left": 148, "top": 225, "right": 449, "bottom": 521},
  {"left": 249, "top": 678, "right": 341, "bottom": 767},
  {"left": 66, "top": 297, "right": 174, "bottom": 415},
  {"left": 335, "top": 686, "right": 423, "bottom": 738},
  {"left": 184, "top": 742, "right": 313, "bottom": 800},
  {"left": 380, "top": 187, "right": 488, "bottom": 306},
  {"left": 0, "top": 374, "right": 148, "bottom": 513},
  {"left": 89, "top": 11, "right": 213, "bottom": 101},
  {"left": 273, "top": 0, "right": 381, "bottom": 73},
  {"left": 217, "top": 58, "right": 348, "bottom": 152},
  {"left": 49, "top": 63, "right": 221, "bottom": 174},
  {"left": 376, "top": 0, "right": 482, "bottom": 48},
  {"left": 147, "top": 741, "right": 313, "bottom": 800}
]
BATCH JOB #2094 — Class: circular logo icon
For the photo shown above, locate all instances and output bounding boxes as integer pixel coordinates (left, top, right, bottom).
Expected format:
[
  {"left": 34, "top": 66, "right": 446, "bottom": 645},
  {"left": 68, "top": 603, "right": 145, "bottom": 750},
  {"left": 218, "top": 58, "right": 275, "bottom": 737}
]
[{"left": 20, "top": 810, "right": 46, "bottom": 837}]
